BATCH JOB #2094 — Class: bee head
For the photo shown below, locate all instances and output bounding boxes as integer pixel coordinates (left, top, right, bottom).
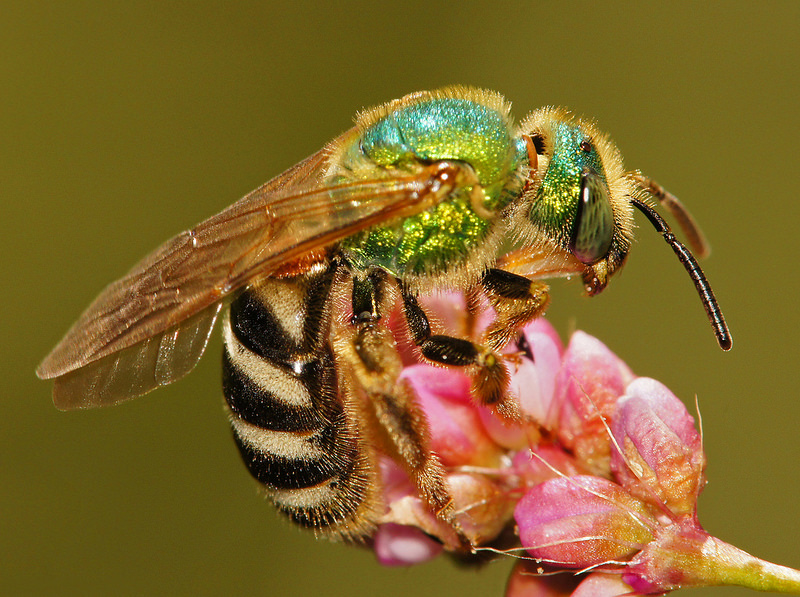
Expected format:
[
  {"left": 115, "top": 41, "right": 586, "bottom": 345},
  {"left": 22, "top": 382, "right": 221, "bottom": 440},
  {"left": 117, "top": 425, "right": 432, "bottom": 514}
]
[
  {"left": 519, "top": 108, "right": 731, "bottom": 350},
  {"left": 520, "top": 108, "right": 635, "bottom": 295}
]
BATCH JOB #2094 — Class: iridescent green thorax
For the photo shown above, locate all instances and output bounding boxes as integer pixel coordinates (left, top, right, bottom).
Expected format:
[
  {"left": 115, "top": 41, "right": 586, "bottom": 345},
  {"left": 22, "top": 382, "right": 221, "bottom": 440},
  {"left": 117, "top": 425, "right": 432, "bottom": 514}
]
[
  {"left": 340, "top": 93, "right": 527, "bottom": 277},
  {"left": 529, "top": 122, "right": 608, "bottom": 247},
  {"left": 360, "top": 97, "right": 521, "bottom": 191}
]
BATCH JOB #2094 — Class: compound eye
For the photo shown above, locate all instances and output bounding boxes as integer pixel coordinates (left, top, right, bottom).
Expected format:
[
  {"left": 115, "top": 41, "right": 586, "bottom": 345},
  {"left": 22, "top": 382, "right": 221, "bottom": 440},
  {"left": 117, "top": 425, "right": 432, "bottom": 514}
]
[{"left": 570, "top": 169, "right": 614, "bottom": 264}]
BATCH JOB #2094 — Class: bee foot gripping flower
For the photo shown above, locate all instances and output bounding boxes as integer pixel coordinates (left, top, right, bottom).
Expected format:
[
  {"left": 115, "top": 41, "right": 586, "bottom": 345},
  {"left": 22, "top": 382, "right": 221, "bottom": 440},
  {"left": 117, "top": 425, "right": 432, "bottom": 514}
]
[{"left": 375, "top": 295, "right": 800, "bottom": 595}]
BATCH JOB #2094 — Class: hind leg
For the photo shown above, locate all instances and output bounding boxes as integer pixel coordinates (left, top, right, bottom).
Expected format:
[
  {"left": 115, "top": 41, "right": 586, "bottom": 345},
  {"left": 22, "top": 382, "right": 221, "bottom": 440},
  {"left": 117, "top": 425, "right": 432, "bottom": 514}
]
[{"left": 336, "top": 270, "right": 467, "bottom": 545}]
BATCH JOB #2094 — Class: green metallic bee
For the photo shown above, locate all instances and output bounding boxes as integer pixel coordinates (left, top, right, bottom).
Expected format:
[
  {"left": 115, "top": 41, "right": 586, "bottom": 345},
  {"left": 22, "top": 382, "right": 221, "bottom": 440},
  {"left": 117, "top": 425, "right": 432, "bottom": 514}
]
[{"left": 37, "top": 87, "right": 730, "bottom": 542}]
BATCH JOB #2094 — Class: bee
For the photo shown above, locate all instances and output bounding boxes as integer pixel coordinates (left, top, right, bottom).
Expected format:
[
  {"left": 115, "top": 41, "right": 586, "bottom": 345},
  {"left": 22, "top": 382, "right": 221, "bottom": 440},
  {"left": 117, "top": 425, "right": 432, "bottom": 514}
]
[{"left": 37, "top": 87, "right": 730, "bottom": 543}]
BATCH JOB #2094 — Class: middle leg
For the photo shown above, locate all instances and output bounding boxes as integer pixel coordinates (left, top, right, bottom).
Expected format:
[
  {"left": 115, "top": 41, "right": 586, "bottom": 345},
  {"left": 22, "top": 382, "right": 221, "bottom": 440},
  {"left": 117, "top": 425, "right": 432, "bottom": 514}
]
[{"left": 400, "top": 268, "right": 549, "bottom": 420}]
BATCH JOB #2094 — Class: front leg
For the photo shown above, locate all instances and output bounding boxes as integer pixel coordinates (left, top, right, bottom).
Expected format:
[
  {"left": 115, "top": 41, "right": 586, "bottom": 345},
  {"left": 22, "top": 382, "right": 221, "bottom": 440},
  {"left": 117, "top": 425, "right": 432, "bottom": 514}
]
[{"left": 480, "top": 268, "right": 550, "bottom": 352}]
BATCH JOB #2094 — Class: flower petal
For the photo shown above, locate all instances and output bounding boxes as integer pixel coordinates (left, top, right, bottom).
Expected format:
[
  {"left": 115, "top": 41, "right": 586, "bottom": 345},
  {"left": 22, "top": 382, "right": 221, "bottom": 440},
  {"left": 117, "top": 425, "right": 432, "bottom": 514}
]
[
  {"left": 381, "top": 471, "right": 514, "bottom": 548},
  {"left": 401, "top": 364, "right": 501, "bottom": 467},
  {"left": 511, "top": 320, "right": 564, "bottom": 425},
  {"left": 571, "top": 573, "right": 638, "bottom": 597}
]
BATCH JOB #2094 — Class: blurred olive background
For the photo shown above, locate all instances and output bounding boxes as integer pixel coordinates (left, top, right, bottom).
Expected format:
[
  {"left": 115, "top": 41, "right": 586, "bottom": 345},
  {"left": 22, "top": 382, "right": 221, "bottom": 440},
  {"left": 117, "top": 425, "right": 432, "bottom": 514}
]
[{"left": 3, "top": 3, "right": 798, "bottom": 596}]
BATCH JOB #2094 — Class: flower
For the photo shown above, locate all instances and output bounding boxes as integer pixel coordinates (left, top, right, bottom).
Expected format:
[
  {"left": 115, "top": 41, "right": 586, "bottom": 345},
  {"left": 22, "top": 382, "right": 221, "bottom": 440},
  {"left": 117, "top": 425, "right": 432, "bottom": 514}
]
[{"left": 370, "top": 294, "right": 800, "bottom": 595}]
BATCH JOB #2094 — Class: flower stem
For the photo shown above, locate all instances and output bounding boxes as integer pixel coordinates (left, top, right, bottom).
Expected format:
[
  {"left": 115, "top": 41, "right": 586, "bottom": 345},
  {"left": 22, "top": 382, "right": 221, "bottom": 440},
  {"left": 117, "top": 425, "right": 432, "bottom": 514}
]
[
  {"left": 626, "top": 519, "right": 800, "bottom": 594},
  {"left": 702, "top": 536, "right": 800, "bottom": 594}
]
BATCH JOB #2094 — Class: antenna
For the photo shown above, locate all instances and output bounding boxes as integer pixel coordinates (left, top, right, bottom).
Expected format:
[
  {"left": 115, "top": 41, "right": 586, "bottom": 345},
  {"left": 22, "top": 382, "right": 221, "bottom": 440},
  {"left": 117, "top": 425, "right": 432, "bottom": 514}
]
[
  {"left": 629, "top": 197, "right": 732, "bottom": 351},
  {"left": 632, "top": 174, "right": 710, "bottom": 259}
]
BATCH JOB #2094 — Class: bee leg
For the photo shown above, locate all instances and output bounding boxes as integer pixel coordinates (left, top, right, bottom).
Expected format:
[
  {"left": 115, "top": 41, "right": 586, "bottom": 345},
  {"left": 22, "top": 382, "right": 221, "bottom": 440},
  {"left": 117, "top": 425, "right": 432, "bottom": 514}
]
[
  {"left": 344, "top": 271, "right": 470, "bottom": 548},
  {"left": 402, "top": 290, "right": 520, "bottom": 421},
  {"left": 480, "top": 268, "right": 550, "bottom": 352}
]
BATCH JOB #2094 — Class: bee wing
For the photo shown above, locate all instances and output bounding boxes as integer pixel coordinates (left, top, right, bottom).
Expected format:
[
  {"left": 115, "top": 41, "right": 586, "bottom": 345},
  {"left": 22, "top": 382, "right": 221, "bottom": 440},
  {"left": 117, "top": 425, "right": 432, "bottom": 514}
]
[{"left": 39, "top": 131, "right": 468, "bottom": 409}]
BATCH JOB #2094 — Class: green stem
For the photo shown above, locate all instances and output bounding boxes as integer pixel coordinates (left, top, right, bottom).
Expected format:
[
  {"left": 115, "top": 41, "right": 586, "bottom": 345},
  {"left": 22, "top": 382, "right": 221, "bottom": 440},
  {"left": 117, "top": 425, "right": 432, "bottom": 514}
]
[
  {"left": 702, "top": 536, "right": 800, "bottom": 594},
  {"left": 628, "top": 517, "right": 800, "bottom": 594}
]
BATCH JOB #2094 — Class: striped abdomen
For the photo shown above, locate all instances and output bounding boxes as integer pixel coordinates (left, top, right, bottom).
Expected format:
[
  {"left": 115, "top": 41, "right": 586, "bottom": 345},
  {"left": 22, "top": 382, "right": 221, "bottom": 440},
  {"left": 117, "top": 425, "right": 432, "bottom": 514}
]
[{"left": 222, "top": 267, "right": 378, "bottom": 540}]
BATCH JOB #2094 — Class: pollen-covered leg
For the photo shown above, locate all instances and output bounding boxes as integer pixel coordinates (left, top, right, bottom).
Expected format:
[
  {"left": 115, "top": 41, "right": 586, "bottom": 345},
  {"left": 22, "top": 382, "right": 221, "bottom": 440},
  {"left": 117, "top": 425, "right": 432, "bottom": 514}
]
[
  {"left": 480, "top": 268, "right": 550, "bottom": 352},
  {"left": 338, "top": 271, "right": 468, "bottom": 545},
  {"left": 350, "top": 327, "right": 453, "bottom": 518},
  {"left": 401, "top": 290, "right": 521, "bottom": 421}
]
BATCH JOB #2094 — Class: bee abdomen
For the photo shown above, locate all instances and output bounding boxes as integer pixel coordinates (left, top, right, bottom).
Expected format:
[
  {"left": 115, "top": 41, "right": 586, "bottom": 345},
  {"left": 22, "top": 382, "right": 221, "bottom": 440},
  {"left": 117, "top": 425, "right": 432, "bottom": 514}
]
[
  {"left": 222, "top": 273, "right": 379, "bottom": 539},
  {"left": 222, "top": 350, "right": 337, "bottom": 433},
  {"left": 272, "top": 446, "right": 375, "bottom": 534},
  {"left": 230, "top": 415, "right": 345, "bottom": 487}
]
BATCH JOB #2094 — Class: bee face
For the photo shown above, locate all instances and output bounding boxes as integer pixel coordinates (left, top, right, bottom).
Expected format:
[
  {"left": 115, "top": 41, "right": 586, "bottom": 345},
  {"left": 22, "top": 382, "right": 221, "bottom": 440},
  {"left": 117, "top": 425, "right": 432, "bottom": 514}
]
[{"left": 521, "top": 107, "right": 635, "bottom": 295}]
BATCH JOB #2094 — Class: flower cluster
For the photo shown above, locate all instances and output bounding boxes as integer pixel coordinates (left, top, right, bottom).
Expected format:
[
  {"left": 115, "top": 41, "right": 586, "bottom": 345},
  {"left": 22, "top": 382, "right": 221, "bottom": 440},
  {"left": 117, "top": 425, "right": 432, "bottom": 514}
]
[{"left": 373, "top": 293, "right": 800, "bottom": 596}]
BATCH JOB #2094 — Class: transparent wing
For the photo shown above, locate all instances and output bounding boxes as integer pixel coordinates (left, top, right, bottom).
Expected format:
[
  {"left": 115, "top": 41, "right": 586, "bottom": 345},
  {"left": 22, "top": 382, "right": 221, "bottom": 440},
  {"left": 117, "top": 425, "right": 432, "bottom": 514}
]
[
  {"left": 38, "top": 129, "right": 473, "bottom": 409},
  {"left": 46, "top": 302, "right": 225, "bottom": 409}
]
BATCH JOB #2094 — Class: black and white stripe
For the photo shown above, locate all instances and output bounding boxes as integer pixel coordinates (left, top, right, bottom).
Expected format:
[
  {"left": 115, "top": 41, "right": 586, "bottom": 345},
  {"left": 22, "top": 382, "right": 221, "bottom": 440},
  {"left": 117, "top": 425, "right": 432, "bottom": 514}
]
[{"left": 222, "top": 267, "right": 378, "bottom": 538}]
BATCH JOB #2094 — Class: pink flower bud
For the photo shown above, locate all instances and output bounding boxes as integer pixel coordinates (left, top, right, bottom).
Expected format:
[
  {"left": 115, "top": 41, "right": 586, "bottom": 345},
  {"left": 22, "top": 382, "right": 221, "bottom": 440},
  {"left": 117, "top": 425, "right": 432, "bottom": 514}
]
[
  {"left": 381, "top": 467, "right": 515, "bottom": 549},
  {"left": 373, "top": 523, "right": 443, "bottom": 566},
  {"left": 555, "top": 332, "right": 635, "bottom": 474},
  {"left": 611, "top": 378, "right": 705, "bottom": 515},
  {"left": 571, "top": 573, "right": 636, "bottom": 597},
  {"left": 481, "top": 318, "right": 565, "bottom": 448},
  {"left": 510, "top": 319, "right": 564, "bottom": 426},
  {"left": 515, "top": 475, "right": 655, "bottom": 568}
]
